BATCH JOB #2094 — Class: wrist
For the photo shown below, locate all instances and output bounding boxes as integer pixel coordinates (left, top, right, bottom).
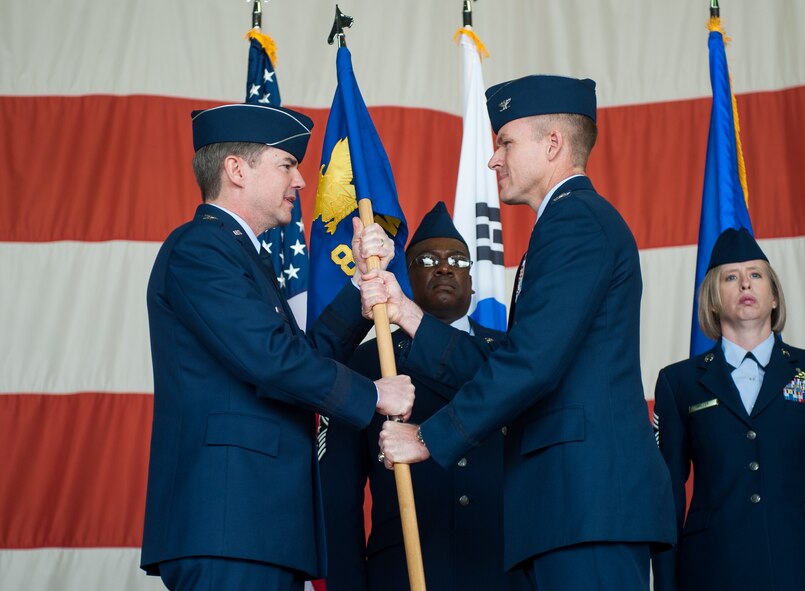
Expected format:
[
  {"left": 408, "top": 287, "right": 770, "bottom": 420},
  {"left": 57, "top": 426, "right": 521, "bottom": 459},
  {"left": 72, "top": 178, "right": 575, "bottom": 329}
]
[{"left": 399, "top": 301, "right": 424, "bottom": 337}]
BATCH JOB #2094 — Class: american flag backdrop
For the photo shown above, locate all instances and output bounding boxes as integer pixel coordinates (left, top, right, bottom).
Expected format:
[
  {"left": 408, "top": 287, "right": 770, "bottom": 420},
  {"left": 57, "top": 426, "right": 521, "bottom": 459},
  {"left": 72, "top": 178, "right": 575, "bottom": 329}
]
[{"left": 1, "top": 1, "right": 804, "bottom": 589}]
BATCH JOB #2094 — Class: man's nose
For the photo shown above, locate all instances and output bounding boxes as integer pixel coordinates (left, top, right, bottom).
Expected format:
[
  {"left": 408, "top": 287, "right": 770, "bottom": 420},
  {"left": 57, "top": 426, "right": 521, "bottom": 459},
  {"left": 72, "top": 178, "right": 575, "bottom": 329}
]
[
  {"left": 434, "top": 260, "right": 453, "bottom": 274},
  {"left": 488, "top": 149, "right": 502, "bottom": 170},
  {"left": 293, "top": 169, "right": 306, "bottom": 190}
]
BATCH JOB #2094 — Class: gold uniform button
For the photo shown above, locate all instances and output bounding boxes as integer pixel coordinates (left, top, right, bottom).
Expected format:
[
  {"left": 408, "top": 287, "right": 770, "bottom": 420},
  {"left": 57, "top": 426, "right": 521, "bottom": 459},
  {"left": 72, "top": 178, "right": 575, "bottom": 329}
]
[
  {"left": 750, "top": 494, "right": 761, "bottom": 504},
  {"left": 458, "top": 495, "right": 470, "bottom": 506},
  {"left": 457, "top": 458, "right": 468, "bottom": 468},
  {"left": 746, "top": 430, "right": 757, "bottom": 440},
  {"left": 749, "top": 461, "right": 759, "bottom": 472}
]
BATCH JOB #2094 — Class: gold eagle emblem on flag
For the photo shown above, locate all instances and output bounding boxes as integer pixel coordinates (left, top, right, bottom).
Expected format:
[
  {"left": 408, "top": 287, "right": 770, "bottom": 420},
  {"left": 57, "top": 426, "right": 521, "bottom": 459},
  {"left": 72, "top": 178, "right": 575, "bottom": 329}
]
[{"left": 314, "top": 137, "right": 358, "bottom": 234}]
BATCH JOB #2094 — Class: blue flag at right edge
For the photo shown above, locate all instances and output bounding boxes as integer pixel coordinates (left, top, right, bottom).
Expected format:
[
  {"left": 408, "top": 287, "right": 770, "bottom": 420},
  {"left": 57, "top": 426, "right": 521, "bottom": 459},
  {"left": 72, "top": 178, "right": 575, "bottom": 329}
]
[
  {"left": 307, "top": 46, "right": 412, "bottom": 328},
  {"left": 690, "top": 18, "right": 754, "bottom": 356}
]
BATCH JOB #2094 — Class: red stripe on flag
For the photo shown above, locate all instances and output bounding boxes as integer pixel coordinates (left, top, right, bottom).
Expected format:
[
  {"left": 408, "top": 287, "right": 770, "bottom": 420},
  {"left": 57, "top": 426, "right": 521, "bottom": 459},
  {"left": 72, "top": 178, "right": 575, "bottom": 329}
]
[
  {"left": 0, "top": 393, "right": 152, "bottom": 548},
  {"left": 0, "top": 393, "right": 683, "bottom": 550},
  {"left": 2, "top": 87, "right": 804, "bottom": 263}
]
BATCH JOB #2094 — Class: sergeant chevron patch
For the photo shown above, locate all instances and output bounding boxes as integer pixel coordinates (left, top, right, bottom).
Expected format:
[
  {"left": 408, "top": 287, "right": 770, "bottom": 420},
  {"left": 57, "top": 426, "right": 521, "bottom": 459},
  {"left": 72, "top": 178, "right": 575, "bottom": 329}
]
[
  {"left": 316, "top": 415, "right": 330, "bottom": 461},
  {"left": 652, "top": 411, "right": 660, "bottom": 447}
]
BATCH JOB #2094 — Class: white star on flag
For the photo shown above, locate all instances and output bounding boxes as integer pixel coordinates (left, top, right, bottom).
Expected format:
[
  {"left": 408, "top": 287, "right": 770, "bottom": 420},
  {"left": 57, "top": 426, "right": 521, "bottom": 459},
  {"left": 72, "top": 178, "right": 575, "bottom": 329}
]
[
  {"left": 258, "top": 93, "right": 271, "bottom": 104},
  {"left": 261, "top": 240, "right": 272, "bottom": 254},
  {"left": 264, "top": 69, "right": 275, "bottom": 83},
  {"left": 290, "top": 239, "right": 306, "bottom": 256},
  {"left": 277, "top": 274, "right": 286, "bottom": 288},
  {"left": 248, "top": 83, "right": 260, "bottom": 98},
  {"left": 284, "top": 264, "right": 300, "bottom": 280}
]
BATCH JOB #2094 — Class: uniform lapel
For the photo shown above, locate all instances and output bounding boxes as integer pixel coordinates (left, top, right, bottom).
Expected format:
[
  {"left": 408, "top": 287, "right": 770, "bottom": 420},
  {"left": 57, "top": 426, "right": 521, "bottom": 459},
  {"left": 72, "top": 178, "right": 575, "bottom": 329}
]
[
  {"left": 507, "top": 252, "right": 526, "bottom": 330},
  {"left": 194, "top": 204, "right": 301, "bottom": 335},
  {"left": 697, "top": 343, "right": 751, "bottom": 424},
  {"left": 751, "top": 341, "right": 800, "bottom": 418},
  {"left": 507, "top": 177, "right": 593, "bottom": 331},
  {"left": 256, "top": 247, "right": 302, "bottom": 334}
]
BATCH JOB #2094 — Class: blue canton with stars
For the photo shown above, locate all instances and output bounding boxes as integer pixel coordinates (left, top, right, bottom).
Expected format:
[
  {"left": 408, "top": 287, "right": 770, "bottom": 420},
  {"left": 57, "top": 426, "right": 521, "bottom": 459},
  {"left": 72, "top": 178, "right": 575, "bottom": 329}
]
[{"left": 246, "top": 36, "right": 309, "bottom": 301}]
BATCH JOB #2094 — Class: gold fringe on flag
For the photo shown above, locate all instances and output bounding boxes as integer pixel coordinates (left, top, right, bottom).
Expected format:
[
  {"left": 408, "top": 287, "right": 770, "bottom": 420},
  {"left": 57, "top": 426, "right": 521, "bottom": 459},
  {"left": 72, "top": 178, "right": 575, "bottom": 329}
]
[
  {"left": 707, "top": 16, "right": 749, "bottom": 206},
  {"left": 453, "top": 27, "right": 490, "bottom": 60},
  {"left": 245, "top": 28, "right": 278, "bottom": 67}
]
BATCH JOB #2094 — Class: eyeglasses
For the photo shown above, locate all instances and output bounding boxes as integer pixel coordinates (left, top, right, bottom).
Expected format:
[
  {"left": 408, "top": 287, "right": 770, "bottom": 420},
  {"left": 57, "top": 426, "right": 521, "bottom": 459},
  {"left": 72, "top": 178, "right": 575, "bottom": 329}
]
[{"left": 409, "top": 253, "right": 473, "bottom": 270}]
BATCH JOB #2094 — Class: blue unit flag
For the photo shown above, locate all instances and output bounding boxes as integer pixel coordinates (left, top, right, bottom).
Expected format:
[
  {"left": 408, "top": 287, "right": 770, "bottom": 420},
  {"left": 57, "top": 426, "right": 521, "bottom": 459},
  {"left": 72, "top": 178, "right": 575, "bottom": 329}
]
[{"left": 308, "top": 46, "right": 411, "bottom": 327}]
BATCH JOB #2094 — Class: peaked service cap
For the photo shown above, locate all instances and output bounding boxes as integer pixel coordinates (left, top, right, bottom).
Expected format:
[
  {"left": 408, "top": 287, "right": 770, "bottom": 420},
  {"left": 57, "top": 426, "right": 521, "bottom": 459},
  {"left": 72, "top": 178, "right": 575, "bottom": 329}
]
[
  {"left": 485, "top": 74, "right": 597, "bottom": 133},
  {"left": 191, "top": 103, "right": 314, "bottom": 162}
]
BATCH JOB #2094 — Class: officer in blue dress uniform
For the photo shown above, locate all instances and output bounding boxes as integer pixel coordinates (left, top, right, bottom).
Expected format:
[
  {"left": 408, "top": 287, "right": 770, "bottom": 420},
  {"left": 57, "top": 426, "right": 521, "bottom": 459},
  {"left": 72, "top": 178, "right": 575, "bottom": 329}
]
[
  {"left": 139, "top": 103, "right": 415, "bottom": 591},
  {"left": 652, "top": 228, "right": 805, "bottom": 591},
  {"left": 319, "top": 202, "right": 529, "bottom": 591},
  {"left": 369, "top": 75, "right": 676, "bottom": 590}
]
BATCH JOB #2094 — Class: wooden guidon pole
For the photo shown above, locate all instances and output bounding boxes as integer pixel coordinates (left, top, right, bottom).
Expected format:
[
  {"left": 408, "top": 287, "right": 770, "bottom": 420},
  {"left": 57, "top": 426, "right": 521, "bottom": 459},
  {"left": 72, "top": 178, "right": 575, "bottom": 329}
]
[{"left": 358, "top": 198, "right": 427, "bottom": 591}]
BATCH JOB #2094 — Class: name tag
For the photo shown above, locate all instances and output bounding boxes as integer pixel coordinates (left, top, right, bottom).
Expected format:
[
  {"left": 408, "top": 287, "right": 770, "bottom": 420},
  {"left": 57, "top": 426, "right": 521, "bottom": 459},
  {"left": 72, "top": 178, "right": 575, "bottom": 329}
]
[{"left": 688, "top": 399, "right": 719, "bottom": 414}]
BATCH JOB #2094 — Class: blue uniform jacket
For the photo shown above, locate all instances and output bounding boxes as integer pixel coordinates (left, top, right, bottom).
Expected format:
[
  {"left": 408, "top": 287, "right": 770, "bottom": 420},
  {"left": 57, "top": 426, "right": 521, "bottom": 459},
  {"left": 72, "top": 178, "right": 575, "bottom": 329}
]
[
  {"left": 140, "top": 204, "right": 377, "bottom": 579},
  {"left": 319, "top": 322, "right": 529, "bottom": 590},
  {"left": 652, "top": 339, "right": 805, "bottom": 591},
  {"left": 400, "top": 176, "right": 676, "bottom": 570}
]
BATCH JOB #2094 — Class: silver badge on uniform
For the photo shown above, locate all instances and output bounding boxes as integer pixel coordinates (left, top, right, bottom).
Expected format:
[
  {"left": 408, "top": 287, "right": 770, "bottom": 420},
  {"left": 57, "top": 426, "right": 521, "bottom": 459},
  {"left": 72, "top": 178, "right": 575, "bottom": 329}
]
[
  {"left": 499, "top": 98, "right": 512, "bottom": 111},
  {"left": 688, "top": 398, "right": 719, "bottom": 414}
]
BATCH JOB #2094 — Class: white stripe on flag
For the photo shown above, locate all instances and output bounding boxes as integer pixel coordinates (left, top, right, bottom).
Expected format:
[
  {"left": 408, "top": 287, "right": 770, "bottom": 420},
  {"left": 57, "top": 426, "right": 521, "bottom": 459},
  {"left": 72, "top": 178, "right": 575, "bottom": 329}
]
[{"left": 453, "top": 30, "right": 507, "bottom": 331}]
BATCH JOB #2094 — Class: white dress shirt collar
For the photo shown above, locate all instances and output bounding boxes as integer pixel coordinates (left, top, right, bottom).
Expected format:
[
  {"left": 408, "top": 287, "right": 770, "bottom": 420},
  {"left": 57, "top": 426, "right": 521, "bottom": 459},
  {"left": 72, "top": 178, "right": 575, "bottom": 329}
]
[
  {"left": 450, "top": 315, "right": 473, "bottom": 336},
  {"left": 536, "top": 174, "right": 586, "bottom": 222},
  {"left": 722, "top": 332, "right": 775, "bottom": 369}
]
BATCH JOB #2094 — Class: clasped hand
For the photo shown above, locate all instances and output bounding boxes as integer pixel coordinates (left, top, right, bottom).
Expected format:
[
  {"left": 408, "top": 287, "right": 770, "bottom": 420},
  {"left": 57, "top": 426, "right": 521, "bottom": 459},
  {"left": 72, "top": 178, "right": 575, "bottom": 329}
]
[
  {"left": 374, "top": 375, "right": 415, "bottom": 421},
  {"left": 359, "top": 269, "right": 423, "bottom": 335},
  {"left": 378, "top": 421, "right": 431, "bottom": 470},
  {"left": 351, "top": 218, "right": 394, "bottom": 282}
]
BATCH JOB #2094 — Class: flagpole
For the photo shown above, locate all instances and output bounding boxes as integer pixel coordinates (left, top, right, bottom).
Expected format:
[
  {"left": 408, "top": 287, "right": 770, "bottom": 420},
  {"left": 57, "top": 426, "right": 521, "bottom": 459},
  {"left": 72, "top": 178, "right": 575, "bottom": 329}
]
[{"left": 358, "top": 199, "right": 427, "bottom": 591}]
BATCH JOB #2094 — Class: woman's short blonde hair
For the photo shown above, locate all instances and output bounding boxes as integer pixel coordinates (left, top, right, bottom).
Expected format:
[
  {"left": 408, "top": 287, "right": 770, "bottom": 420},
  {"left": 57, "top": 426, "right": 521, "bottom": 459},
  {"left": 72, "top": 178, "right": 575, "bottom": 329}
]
[{"left": 697, "top": 260, "right": 787, "bottom": 340}]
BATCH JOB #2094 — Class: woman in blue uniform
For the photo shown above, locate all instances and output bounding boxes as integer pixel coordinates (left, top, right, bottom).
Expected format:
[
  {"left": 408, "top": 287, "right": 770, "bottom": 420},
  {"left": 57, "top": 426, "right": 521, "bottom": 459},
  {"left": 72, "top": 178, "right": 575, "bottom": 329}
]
[{"left": 652, "top": 228, "right": 805, "bottom": 591}]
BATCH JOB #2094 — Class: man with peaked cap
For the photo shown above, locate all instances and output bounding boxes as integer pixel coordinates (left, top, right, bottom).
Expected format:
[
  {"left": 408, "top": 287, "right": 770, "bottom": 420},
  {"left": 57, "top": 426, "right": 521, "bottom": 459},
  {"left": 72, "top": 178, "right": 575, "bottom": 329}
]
[
  {"left": 368, "top": 75, "right": 676, "bottom": 590},
  {"left": 140, "top": 103, "right": 415, "bottom": 591},
  {"left": 319, "top": 202, "right": 529, "bottom": 591},
  {"left": 653, "top": 227, "right": 805, "bottom": 591}
]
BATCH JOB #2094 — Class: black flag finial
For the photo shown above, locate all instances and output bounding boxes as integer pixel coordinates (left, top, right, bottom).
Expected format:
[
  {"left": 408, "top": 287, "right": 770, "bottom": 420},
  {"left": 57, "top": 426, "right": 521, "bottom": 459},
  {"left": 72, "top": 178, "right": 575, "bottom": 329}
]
[
  {"left": 463, "top": 0, "right": 473, "bottom": 28},
  {"left": 710, "top": 0, "right": 720, "bottom": 18},
  {"left": 252, "top": 0, "right": 263, "bottom": 29},
  {"left": 328, "top": 5, "right": 354, "bottom": 47}
]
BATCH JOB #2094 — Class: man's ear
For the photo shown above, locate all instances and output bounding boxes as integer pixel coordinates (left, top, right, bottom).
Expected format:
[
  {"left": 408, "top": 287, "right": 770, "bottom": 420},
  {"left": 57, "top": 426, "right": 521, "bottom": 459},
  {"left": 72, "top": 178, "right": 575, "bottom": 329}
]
[
  {"left": 222, "top": 155, "right": 247, "bottom": 188},
  {"left": 546, "top": 129, "right": 563, "bottom": 161}
]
